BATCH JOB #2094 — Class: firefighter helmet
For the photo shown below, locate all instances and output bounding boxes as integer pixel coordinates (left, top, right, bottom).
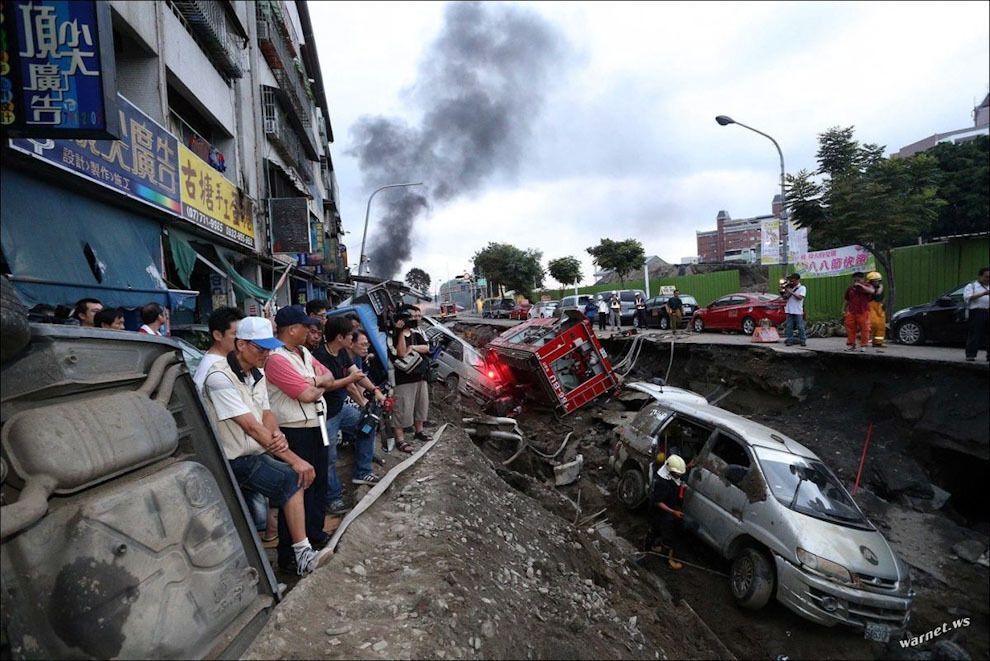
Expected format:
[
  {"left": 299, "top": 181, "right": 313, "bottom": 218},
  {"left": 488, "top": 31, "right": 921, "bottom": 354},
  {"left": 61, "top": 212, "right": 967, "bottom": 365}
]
[
  {"left": 866, "top": 271, "right": 882, "bottom": 281},
  {"left": 665, "top": 455, "right": 687, "bottom": 476}
]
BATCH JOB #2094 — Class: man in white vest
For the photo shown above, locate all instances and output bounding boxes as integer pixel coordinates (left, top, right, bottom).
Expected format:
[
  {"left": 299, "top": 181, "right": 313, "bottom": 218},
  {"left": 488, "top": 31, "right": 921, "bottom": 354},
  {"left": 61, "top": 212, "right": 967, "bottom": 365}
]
[
  {"left": 265, "top": 305, "right": 343, "bottom": 574},
  {"left": 201, "top": 316, "right": 326, "bottom": 576}
]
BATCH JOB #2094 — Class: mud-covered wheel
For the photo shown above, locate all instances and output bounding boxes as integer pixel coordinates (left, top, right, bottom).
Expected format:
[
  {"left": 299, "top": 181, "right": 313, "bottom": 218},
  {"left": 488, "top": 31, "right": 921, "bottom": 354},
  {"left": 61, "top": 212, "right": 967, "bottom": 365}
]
[
  {"left": 730, "top": 548, "right": 774, "bottom": 610},
  {"left": 692, "top": 316, "right": 705, "bottom": 333},
  {"left": 895, "top": 320, "right": 924, "bottom": 345},
  {"left": 1, "top": 276, "right": 31, "bottom": 363},
  {"left": 444, "top": 374, "right": 460, "bottom": 398},
  {"left": 618, "top": 468, "right": 647, "bottom": 510},
  {"left": 741, "top": 316, "right": 756, "bottom": 335}
]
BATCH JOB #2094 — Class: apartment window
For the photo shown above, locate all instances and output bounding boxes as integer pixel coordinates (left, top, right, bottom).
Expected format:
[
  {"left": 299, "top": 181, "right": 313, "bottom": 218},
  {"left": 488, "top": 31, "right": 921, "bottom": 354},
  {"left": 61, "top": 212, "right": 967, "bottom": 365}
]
[{"left": 165, "top": 0, "right": 244, "bottom": 81}]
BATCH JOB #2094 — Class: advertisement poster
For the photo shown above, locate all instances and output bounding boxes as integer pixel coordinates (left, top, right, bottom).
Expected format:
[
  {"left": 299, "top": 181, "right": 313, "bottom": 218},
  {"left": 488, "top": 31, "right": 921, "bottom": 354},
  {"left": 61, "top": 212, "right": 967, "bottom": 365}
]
[
  {"left": 791, "top": 245, "right": 875, "bottom": 278},
  {"left": 760, "top": 219, "right": 781, "bottom": 264}
]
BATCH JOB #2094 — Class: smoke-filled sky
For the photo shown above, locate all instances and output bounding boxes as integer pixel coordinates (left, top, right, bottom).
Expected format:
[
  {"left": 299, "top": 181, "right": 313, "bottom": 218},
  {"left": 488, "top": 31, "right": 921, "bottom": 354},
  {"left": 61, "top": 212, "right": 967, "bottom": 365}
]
[{"left": 310, "top": 1, "right": 989, "bottom": 290}]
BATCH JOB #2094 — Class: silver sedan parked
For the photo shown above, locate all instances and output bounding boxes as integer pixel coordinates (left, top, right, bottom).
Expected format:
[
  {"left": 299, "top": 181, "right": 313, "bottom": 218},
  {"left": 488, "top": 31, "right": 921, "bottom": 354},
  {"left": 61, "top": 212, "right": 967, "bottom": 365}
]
[{"left": 609, "top": 382, "right": 913, "bottom": 641}]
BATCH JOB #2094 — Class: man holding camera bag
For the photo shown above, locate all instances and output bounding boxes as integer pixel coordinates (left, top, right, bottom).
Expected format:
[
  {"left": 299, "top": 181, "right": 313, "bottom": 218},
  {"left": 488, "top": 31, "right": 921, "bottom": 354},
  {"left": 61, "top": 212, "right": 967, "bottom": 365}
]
[{"left": 390, "top": 305, "right": 432, "bottom": 453}]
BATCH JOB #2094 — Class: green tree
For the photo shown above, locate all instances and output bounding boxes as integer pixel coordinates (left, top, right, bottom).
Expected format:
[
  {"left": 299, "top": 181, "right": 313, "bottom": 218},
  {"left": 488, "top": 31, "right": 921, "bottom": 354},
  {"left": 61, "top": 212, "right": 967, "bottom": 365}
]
[
  {"left": 787, "top": 126, "right": 943, "bottom": 312},
  {"left": 547, "top": 256, "right": 583, "bottom": 294},
  {"left": 473, "top": 242, "right": 545, "bottom": 300},
  {"left": 405, "top": 267, "right": 431, "bottom": 292},
  {"left": 926, "top": 135, "right": 989, "bottom": 239},
  {"left": 585, "top": 238, "right": 645, "bottom": 287}
]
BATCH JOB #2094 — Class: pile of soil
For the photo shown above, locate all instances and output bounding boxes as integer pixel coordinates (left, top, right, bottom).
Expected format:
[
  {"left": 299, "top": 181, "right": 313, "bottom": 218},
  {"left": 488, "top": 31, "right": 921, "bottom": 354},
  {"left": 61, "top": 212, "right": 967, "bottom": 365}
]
[{"left": 244, "top": 419, "right": 727, "bottom": 659}]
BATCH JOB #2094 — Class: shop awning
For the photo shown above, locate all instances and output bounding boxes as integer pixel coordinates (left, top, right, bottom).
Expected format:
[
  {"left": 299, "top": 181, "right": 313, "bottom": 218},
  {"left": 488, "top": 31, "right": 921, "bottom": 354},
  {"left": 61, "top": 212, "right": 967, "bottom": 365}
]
[
  {"left": 215, "top": 247, "right": 274, "bottom": 303},
  {"left": 167, "top": 229, "right": 274, "bottom": 304},
  {"left": 1, "top": 168, "right": 170, "bottom": 309}
]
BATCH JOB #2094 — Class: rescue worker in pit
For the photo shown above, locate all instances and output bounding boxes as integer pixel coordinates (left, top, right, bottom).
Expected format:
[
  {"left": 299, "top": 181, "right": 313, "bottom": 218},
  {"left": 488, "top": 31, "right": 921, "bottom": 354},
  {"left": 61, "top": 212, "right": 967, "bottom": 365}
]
[
  {"left": 644, "top": 454, "right": 688, "bottom": 570},
  {"left": 866, "top": 271, "right": 886, "bottom": 350}
]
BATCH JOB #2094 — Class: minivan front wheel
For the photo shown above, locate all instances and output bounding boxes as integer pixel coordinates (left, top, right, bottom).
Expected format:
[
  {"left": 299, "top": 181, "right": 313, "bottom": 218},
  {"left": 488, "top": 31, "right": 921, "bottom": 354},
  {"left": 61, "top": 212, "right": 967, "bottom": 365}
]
[
  {"left": 730, "top": 548, "right": 774, "bottom": 610},
  {"left": 617, "top": 468, "right": 647, "bottom": 510}
]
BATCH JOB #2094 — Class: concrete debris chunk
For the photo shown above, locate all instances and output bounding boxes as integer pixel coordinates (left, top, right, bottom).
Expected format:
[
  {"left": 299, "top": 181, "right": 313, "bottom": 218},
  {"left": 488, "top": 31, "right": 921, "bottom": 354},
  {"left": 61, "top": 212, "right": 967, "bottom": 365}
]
[
  {"left": 952, "top": 539, "right": 987, "bottom": 564},
  {"left": 554, "top": 454, "right": 584, "bottom": 486}
]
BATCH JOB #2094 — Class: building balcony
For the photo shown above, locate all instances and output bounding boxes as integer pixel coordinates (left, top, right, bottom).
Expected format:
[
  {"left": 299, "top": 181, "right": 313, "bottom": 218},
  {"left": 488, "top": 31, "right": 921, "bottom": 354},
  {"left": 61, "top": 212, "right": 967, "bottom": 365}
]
[
  {"left": 262, "top": 86, "right": 314, "bottom": 184},
  {"left": 167, "top": 0, "right": 243, "bottom": 79},
  {"left": 256, "top": 0, "right": 315, "bottom": 142}
]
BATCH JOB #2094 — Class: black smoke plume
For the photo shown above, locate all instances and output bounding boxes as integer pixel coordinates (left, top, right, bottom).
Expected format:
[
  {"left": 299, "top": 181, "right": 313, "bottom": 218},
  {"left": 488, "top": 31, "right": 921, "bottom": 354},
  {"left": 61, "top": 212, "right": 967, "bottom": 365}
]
[{"left": 349, "top": 1, "right": 567, "bottom": 279}]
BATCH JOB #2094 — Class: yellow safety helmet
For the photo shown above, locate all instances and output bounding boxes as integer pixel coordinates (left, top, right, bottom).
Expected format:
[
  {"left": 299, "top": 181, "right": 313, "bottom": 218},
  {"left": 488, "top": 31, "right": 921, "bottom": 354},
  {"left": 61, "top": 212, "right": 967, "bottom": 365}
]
[
  {"left": 665, "top": 455, "right": 687, "bottom": 476},
  {"left": 866, "top": 271, "right": 882, "bottom": 281}
]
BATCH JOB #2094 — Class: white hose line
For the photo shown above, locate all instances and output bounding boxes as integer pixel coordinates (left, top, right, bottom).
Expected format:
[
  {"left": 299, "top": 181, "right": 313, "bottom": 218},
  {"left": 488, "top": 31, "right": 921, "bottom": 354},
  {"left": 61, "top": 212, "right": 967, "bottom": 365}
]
[{"left": 317, "top": 423, "right": 448, "bottom": 561}]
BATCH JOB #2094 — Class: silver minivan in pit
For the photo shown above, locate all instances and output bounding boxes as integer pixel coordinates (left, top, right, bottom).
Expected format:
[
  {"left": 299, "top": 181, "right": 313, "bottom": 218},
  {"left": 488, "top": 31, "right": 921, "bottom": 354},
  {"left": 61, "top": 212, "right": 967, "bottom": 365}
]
[{"left": 609, "top": 382, "right": 913, "bottom": 641}]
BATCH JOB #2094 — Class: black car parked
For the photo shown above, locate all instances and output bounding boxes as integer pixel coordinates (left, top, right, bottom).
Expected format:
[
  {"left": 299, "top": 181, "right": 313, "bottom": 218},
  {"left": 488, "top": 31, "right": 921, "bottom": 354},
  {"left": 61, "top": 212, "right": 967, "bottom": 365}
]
[
  {"left": 644, "top": 294, "right": 698, "bottom": 330},
  {"left": 890, "top": 284, "right": 968, "bottom": 346}
]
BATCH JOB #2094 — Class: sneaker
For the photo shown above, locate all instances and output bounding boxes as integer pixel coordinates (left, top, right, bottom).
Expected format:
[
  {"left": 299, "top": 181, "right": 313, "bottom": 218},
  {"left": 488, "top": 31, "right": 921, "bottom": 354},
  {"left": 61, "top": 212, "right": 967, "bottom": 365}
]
[
  {"left": 352, "top": 473, "right": 381, "bottom": 486},
  {"left": 845, "top": 346, "right": 856, "bottom": 352},
  {"left": 800, "top": 342, "right": 807, "bottom": 347},
  {"left": 413, "top": 431, "right": 430, "bottom": 442},
  {"left": 858, "top": 347, "right": 866, "bottom": 353},
  {"left": 328, "top": 499, "right": 351, "bottom": 516}
]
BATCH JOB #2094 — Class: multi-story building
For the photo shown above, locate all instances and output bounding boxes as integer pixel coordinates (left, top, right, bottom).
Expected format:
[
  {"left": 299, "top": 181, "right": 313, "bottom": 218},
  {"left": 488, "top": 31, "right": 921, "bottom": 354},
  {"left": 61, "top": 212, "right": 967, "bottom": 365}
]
[
  {"left": 896, "top": 93, "right": 989, "bottom": 157},
  {"left": 695, "top": 195, "right": 784, "bottom": 263},
  {"left": 0, "top": 0, "right": 346, "bottom": 327}
]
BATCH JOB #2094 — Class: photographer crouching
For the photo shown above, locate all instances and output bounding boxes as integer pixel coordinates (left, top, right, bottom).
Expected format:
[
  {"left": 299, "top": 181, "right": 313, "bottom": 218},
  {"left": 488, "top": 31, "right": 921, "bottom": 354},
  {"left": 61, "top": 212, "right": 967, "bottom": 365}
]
[{"left": 780, "top": 273, "right": 807, "bottom": 346}]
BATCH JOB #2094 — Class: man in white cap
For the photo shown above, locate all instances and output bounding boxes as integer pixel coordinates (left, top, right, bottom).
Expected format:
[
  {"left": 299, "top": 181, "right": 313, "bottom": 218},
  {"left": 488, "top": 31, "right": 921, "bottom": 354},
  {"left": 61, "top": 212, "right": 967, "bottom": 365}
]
[{"left": 201, "top": 316, "right": 326, "bottom": 575}]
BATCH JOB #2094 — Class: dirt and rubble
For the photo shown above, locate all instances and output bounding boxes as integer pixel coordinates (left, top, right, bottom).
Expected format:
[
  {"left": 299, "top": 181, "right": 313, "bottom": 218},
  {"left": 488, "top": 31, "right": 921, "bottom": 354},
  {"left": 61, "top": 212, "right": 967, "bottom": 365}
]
[
  {"left": 245, "top": 397, "right": 729, "bottom": 660},
  {"left": 249, "top": 324, "right": 988, "bottom": 660}
]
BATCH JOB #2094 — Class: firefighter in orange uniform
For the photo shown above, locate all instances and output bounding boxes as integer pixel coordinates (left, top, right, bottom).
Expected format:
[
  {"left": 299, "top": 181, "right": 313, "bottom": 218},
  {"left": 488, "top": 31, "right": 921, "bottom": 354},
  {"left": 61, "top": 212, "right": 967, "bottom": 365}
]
[{"left": 866, "top": 271, "right": 886, "bottom": 350}]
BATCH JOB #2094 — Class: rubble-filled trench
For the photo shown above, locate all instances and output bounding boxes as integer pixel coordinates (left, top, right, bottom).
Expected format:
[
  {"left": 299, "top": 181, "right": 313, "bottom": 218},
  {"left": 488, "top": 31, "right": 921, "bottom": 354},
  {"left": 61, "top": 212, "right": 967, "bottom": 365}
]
[{"left": 475, "top": 333, "right": 989, "bottom": 661}]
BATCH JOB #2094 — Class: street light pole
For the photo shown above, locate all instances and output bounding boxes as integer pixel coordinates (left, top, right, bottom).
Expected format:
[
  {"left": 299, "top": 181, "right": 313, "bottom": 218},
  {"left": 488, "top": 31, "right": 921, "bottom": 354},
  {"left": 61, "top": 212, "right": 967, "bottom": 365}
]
[
  {"left": 715, "top": 115, "right": 788, "bottom": 271},
  {"left": 358, "top": 181, "right": 424, "bottom": 278}
]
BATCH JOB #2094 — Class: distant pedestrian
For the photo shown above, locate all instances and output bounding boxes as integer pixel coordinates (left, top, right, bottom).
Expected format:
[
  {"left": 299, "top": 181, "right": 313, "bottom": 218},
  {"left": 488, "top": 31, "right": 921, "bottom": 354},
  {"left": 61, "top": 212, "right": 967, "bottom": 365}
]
[
  {"left": 866, "top": 272, "right": 886, "bottom": 350},
  {"left": 781, "top": 274, "right": 807, "bottom": 346},
  {"left": 584, "top": 299, "right": 597, "bottom": 325},
  {"left": 609, "top": 292, "right": 621, "bottom": 331},
  {"left": 306, "top": 299, "right": 328, "bottom": 329},
  {"left": 963, "top": 267, "right": 990, "bottom": 362},
  {"left": 138, "top": 302, "right": 168, "bottom": 336},
  {"left": 596, "top": 295, "right": 608, "bottom": 331},
  {"left": 843, "top": 272, "right": 874, "bottom": 352},
  {"left": 665, "top": 290, "right": 684, "bottom": 334},
  {"left": 94, "top": 306, "right": 126, "bottom": 331},
  {"left": 634, "top": 292, "right": 647, "bottom": 328}
]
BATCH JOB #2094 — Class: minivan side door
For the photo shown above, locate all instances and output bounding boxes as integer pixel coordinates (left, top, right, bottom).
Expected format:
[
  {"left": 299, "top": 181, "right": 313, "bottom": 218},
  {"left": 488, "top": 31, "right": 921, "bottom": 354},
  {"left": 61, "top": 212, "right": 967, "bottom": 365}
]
[{"left": 684, "top": 430, "right": 757, "bottom": 554}]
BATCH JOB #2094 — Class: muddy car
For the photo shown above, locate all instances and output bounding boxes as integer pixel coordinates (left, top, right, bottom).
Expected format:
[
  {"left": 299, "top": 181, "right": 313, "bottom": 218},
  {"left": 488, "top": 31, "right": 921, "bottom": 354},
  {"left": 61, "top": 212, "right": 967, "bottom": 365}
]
[
  {"left": 422, "top": 318, "right": 504, "bottom": 404},
  {"left": 0, "top": 317, "right": 278, "bottom": 658},
  {"left": 609, "top": 382, "right": 913, "bottom": 639}
]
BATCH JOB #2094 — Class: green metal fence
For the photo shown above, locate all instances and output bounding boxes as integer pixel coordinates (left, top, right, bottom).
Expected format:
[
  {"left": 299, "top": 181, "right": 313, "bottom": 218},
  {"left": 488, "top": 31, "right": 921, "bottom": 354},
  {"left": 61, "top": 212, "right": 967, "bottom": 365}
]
[{"left": 769, "top": 237, "right": 989, "bottom": 320}]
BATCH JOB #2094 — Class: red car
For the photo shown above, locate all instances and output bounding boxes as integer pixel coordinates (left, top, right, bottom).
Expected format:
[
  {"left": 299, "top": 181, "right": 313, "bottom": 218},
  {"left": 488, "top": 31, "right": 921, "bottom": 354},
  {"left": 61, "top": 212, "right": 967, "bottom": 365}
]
[
  {"left": 691, "top": 293, "right": 786, "bottom": 335},
  {"left": 508, "top": 303, "right": 532, "bottom": 320}
]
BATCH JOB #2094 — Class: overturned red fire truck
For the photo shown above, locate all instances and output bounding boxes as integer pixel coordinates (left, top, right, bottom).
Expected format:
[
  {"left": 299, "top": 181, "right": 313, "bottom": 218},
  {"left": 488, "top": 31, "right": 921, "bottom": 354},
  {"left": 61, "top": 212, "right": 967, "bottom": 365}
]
[{"left": 485, "top": 311, "right": 621, "bottom": 415}]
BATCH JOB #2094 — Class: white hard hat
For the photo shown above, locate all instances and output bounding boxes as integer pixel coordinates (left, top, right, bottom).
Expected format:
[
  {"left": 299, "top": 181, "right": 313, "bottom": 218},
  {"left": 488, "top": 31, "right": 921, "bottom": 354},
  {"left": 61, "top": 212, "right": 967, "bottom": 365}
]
[{"left": 665, "top": 455, "right": 686, "bottom": 476}]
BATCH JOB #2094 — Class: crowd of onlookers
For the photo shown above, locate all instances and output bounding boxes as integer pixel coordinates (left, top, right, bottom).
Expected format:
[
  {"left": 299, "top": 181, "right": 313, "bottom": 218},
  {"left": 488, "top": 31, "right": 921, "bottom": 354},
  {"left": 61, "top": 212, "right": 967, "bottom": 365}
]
[{"left": 57, "top": 294, "right": 434, "bottom": 577}]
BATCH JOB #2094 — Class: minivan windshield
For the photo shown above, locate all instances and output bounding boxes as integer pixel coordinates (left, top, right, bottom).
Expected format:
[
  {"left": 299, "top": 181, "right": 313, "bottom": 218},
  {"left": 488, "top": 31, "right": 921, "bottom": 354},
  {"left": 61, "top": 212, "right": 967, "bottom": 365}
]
[{"left": 756, "top": 448, "right": 870, "bottom": 528}]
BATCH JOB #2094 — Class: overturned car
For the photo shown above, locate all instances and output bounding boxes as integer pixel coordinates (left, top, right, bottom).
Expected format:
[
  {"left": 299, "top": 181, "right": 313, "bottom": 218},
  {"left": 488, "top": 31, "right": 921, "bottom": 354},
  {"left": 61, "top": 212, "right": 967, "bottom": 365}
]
[
  {"left": 485, "top": 311, "right": 620, "bottom": 416},
  {"left": 610, "top": 382, "right": 913, "bottom": 640}
]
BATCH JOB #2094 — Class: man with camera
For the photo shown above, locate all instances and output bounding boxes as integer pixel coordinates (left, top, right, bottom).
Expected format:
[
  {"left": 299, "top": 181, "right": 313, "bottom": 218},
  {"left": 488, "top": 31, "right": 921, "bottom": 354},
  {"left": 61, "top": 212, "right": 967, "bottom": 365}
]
[
  {"left": 390, "top": 304, "right": 432, "bottom": 453},
  {"left": 781, "top": 273, "right": 807, "bottom": 346},
  {"left": 312, "top": 316, "right": 384, "bottom": 516}
]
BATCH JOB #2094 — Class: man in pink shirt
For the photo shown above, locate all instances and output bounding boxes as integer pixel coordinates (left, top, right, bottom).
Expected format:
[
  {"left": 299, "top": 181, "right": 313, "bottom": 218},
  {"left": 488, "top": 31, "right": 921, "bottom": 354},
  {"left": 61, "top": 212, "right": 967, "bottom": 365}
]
[{"left": 265, "top": 305, "right": 353, "bottom": 574}]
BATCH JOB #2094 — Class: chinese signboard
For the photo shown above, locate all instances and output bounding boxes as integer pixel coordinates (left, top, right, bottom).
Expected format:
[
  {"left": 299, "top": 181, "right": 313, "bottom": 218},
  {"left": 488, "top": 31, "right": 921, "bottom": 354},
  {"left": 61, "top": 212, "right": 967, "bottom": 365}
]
[
  {"left": 10, "top": 95, "right": 181, "bottom": 214},
  {"left": 179, "top": 144, "right": 254, "bottom": 248},
  {"left": 1, "top": 0, "right": 119, "bottom": 138},
  {"left": 791, "top": 245, "right": 875, "bottom": 278},
  {"left": 269, "top": 197, "right": 310, "bottom": 253}
]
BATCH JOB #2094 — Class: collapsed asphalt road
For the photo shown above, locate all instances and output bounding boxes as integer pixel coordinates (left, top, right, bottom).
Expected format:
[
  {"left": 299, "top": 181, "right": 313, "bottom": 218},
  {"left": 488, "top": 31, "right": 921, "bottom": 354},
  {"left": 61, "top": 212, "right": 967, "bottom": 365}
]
[{"left": 244, "top": 400, "right": 729, "bottom": 660}]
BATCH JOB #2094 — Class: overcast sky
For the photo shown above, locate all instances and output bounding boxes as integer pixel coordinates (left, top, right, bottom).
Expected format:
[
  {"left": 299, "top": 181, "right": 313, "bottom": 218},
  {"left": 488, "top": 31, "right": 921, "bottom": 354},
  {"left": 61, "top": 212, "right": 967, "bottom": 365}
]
[{"left": 309, "top": 1, "right": 989, "bottom": 290}]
